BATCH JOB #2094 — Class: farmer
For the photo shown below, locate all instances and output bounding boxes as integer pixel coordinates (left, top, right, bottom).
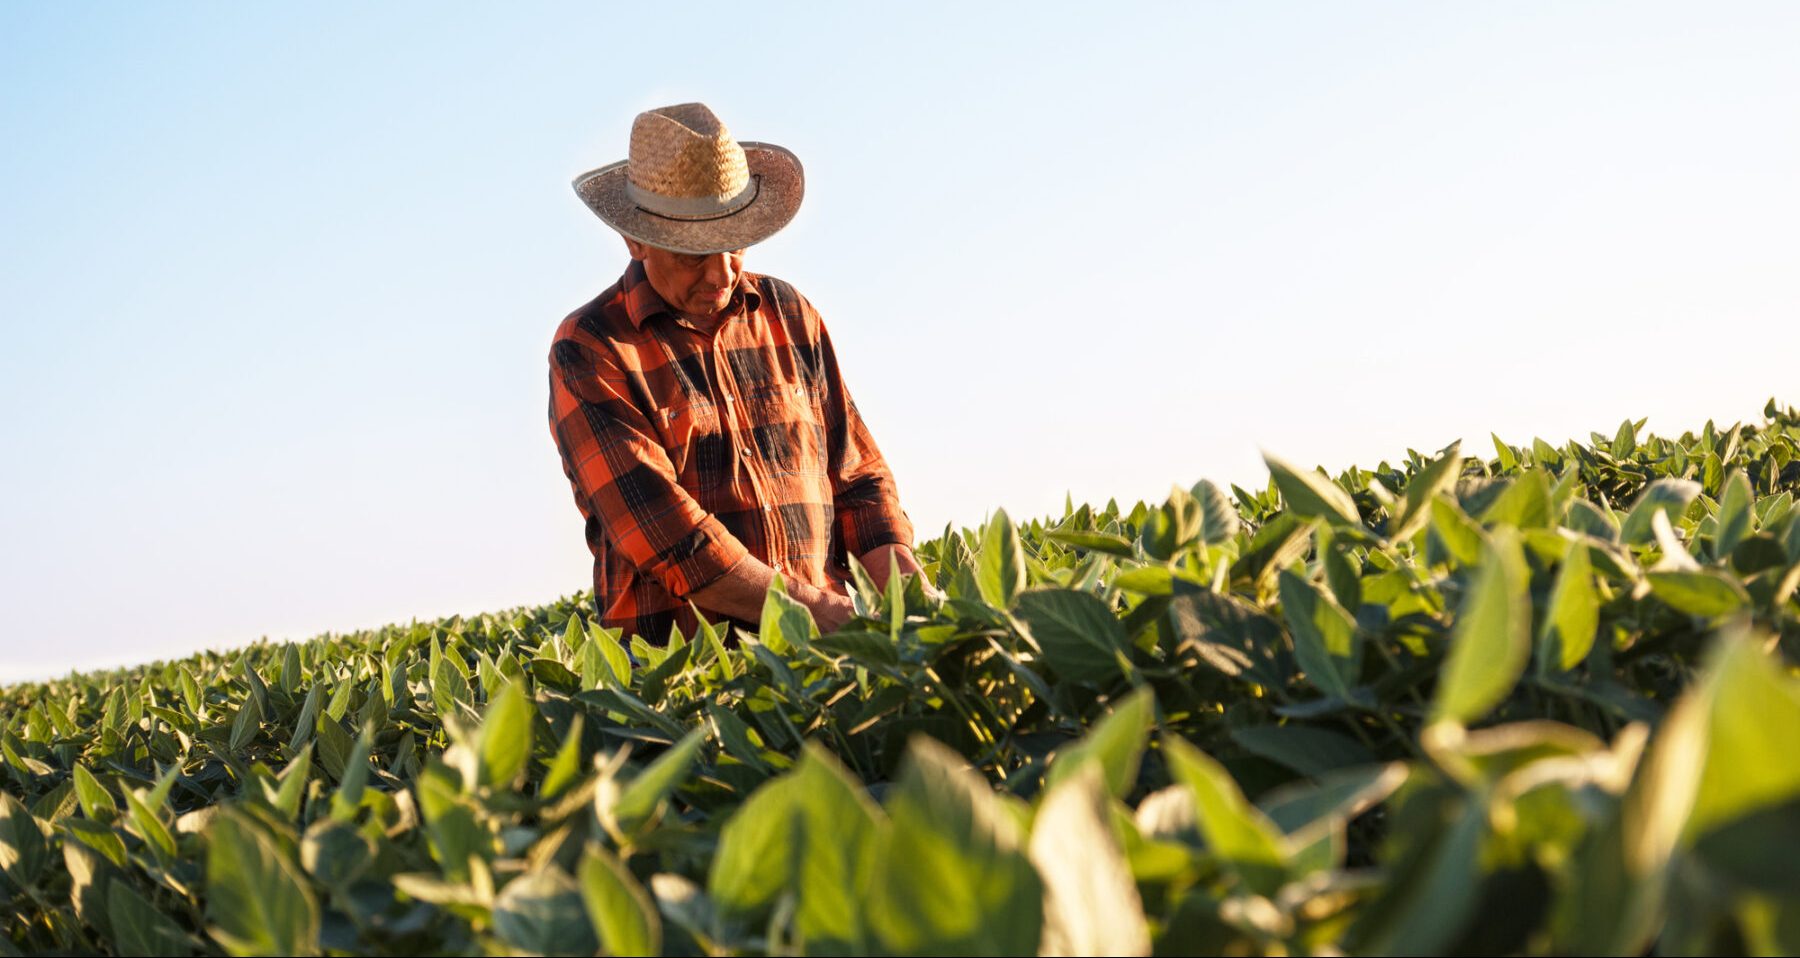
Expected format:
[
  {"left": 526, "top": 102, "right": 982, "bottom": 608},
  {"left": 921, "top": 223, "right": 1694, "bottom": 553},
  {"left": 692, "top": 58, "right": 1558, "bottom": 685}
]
[{"left": 547, "top": 102, "right": 921, "bottom": 644}]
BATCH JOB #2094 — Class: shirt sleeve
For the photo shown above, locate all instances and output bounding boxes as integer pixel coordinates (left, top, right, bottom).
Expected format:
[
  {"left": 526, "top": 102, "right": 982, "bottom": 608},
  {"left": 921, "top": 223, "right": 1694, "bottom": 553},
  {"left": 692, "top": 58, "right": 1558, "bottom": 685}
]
[
  {"left": 809, "top": 308, "right": 917, "bottom": 559},
  {"left": 548, "top": 336, "right": 750, "bottom": 599}
]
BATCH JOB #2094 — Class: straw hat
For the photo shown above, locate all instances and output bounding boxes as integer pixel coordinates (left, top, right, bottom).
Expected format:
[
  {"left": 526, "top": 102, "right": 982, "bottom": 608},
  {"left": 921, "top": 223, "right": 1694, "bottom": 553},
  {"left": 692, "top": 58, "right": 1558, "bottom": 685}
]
[{"left": 573, "top": 103, "right": 804, "bottom": 255}]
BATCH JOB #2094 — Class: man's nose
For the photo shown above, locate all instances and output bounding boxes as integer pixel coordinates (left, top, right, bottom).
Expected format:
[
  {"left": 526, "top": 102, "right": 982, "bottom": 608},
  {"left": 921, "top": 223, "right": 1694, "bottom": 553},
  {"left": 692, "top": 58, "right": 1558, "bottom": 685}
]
[{"left": 702, "top": 253, "right": 735, "bottom": 285}]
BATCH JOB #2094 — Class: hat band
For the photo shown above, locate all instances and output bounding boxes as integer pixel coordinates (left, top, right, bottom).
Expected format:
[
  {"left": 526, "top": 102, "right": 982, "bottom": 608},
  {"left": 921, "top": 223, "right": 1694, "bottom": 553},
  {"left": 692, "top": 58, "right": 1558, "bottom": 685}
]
[{"left": 625, "top": 174, "right": 760, "bottom": 222}]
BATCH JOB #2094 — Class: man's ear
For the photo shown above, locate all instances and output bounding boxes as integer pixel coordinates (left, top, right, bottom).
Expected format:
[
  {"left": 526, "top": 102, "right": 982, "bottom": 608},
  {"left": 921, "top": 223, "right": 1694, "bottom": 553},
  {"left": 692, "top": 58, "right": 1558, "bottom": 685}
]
[{"left": 620, "top": 234, "right": 646, "bottom": 260}]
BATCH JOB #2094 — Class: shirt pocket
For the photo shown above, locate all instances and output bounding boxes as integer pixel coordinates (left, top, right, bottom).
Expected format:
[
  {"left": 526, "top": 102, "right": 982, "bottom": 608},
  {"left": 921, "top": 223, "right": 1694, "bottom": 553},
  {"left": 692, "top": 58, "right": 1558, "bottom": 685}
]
[
  {"left": 653, "top": 394, "right": 731, "bottom": 493},
  {"left": 741, "top": 379, "right": 828, "bottom": 481}
]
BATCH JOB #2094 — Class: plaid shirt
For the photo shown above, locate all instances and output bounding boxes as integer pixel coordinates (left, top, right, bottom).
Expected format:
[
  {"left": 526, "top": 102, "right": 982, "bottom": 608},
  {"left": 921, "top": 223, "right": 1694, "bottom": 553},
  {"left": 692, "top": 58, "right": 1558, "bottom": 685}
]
[{"left": 548, "top": 260, "right": 915, "bottom": 642}]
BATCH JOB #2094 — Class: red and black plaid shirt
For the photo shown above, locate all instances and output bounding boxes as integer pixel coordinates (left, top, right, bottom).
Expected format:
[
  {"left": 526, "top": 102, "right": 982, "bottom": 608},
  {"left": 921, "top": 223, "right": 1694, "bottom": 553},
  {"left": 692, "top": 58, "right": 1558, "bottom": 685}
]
[{"left": 548, "top": 260, "right": 915, "bottom": 642}]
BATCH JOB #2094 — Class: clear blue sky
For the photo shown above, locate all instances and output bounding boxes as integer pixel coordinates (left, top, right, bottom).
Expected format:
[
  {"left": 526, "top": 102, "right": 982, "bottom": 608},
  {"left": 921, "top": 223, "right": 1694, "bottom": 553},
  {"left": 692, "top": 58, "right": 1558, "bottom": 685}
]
[{"left": 3, "top": 2, "right": 1796, "bottom": 682}]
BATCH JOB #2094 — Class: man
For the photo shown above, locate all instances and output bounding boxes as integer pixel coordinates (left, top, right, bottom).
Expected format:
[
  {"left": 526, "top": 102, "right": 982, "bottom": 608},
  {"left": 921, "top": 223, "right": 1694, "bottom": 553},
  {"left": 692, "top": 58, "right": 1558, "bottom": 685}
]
[{"left": 548, "top": 102, "right": 923, "bottom": 643}]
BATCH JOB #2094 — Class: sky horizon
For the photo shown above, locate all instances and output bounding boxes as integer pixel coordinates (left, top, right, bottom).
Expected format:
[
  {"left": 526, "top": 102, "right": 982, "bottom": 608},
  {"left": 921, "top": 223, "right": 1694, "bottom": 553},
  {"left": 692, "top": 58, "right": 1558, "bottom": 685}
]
[{"left": 4, "top": 3, "right": 1798, "bottom": 684}]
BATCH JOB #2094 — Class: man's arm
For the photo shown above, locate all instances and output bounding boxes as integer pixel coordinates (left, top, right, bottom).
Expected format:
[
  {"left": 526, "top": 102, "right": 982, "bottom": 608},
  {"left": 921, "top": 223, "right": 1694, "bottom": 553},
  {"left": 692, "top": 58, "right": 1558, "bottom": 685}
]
[{"left": 689, "top": 554, "right": 855, "bottom": 633}]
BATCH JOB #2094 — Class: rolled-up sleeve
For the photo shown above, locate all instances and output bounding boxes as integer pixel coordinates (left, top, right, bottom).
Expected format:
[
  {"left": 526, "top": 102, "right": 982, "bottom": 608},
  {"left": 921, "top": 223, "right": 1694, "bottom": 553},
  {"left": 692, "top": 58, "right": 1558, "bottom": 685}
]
[
  {"left": 548, "top": 337, "right": 749, "bottom": 598},
  {"left": 812, "top": 316, "right": 916, "bottom": 559}
]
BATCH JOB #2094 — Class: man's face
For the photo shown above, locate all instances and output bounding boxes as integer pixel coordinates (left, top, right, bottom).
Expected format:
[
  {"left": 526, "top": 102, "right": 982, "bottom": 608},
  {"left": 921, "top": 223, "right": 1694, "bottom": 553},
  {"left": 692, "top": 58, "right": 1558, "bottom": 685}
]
[{"left": 624, "top": 237, "right": 747, "bottom": 321}]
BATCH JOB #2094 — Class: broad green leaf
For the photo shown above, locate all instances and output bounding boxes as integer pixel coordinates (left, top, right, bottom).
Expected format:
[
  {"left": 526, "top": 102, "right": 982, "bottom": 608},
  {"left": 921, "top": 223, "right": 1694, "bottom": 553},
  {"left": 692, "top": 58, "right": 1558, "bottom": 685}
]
[
  {"left": 1028, "top": 764, "right": 1151, "bottom": 957},
  {"left": 610, "top": 729, "right": 706, "bottom": 833},
  {"left": 870, "top": 737, "right": 1042, "bottom": 956},
  {"left": 273, "top": 748, "right": 313, "bottom": 820},
  {"left": 1257, "top": 762, "right": 1410, "bottom": 835},
  {"left": 976, "top": 509, "right": 1026, "bottom": 609},
  {"left": 1431, "top": 527, "right": 1530, "bottom": 726},
  {"left": 1045, "top": 529, "right": 1136, "bottom": 558},
  {"left": 1348, "top": 792, "right": 1486, "bottom": 955},
  {"left": 108, "top": 879, "right": 191, "bottom": 956},
  {"left": 759, "top": 574, "right": 817, "bottom": 653},
  {"left": 1620, "top": 478, "right": 1702, "bottom": 545},
  {"left": 1278, "top": 570, "right": 1361, "bottom": 701},
  {"left": 301, "top": 819, "right": 372, "bottom": 889},
  {"left": 1429, "top": 495, "right": 1484, "bottom": 567},
  {"left": 579, "top": 843, "right": 660, "bottom": 958},
  {"left": 0, "top": 791, "right": 48, "bottom": 889},
  {"left": 1685, "top": 632, "right": 1800, "bottom": 841},
  {"left": 1163, "top": 736, "right": 1288, "bottom": 896},
  {"left": 228, "top": 693, "right": 263, "bottom": 754},
  {"left": 476, "top": 680, "right": 533, "bottom": 791},
  {"left": 1044, "top": 686, "right": 1154, "bottom": 798},
  {"left": 122, "top": 787, "right": 176, "bottom": 861},
  {"left": 1537, "top": 542, "right": 1599, "bottom": 673},
  {"left": 1647, "top": 570, "right": 1750, "bottom": 619},
  {"left": 541, "top": 715, "right": 586, "bottom": 801},
  {"left": 72, "top": 764, "right": 117, "bottom": 822},
  {"left": 493, "top": 869, "right": 598, "bottom": 958},
  {"left": 329, "top": 724, "right": 372, "bottom": 822},
  {"left": 1016, "top": 588, "right": 1133, "bottom": 683},
  {"left": 709, "top": 744, "right": 884, "bottom": 952},
  {"left": 1191, "top": 478, "right": 1242, "bottom": 545},
  {"left": 1480, "top": 470, "right": 1553, "bottom": 529},
  {"left": 1265, "top": 453, "right": 1361, "bottom": 527},
  {"left": 1229, "top": 723, "right": 1378, "bottom": 778},
  {"left": 205, "top": 810, "right": 320, "bottom": 957},
  {"left": 1715, "top": 468, "right": 1755, "bottom": 558}
]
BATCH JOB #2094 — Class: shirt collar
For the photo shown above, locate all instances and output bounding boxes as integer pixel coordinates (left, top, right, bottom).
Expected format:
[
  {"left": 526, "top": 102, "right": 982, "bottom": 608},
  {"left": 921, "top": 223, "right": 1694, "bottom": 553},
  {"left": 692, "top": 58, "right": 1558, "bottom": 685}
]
[{"left": 619, "top": 258, "right": 762, "bottom": 331}]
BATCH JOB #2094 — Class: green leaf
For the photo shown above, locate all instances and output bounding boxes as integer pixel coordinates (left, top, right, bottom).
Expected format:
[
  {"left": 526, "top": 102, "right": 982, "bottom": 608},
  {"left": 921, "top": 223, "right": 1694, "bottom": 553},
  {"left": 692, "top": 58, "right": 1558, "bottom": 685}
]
[
  {"left": 1620, "top": 478, "right": 1702, "bottom": 545},
  {"left": 1278, "top": 569, "right": 1362, "bottom": 701},
  {"left": 108, "top": 879, "right": 192, "bottom": 956},
  {"left": 1028, "top": 764, "right": 1151, "bottom": 956},
  {"left": 476, "top": 680, "right": 533, "bottom": 791},
  {"left": 1191, "top": 478, "right": 1242, "bottom": 545},
  {"left": 1163, "top": 736, "right": 1289, "bottom": 896},
  {"left": 273, "top": 749, "right": 313, "bottom": 820},
  {"left": 493, "top": 869, "right": 598, "bottom": 958},
  {"left": 1647, "top": 570, "right": 1750, "bottom": 619},
  {"left": 0, "top": 791, "right": 48, "bottom": 889},
  {"left": 1537, "top": 542, "right": 1600, "bottom": 673},
  {"left": 541, "top": 715, "right": 586, "bottom": 801},
  {"left": 228, "top": 693, "right": 263, "bottom": 754},
  {"left": 709, "top": 744, "right": 884, "bottom": 952},
  {"left": 870, "top": 736, "right": 1042, "bottom": 956},
  {"left": 1016, "top": 588, "right": 1133, "bottom": 683},
  {"left": 1044, "top": 529, "right": 1136, "bottom": 558},
  {"left": 1257, "top": 762, "right": 1410, "bottom": 835},
  {"left": 1715, "top": 468, "right": 1755, "bottom": 558},
  {"left": 1044, "top": 686, "right": 1155, "bottom": 798},
  {"left": 759, "top": 574, "right": 818, "bottom": 653},
  {"left": 578, "top": 843, "right": 661, "bottom": 958},
  {"left": 301, "top": 819, "right": 373, "bottom": 889},
  {"left": 611, "top": 728, "right": 706, "bottom": 833},
  {"left": 1431, "top": 527, "right": 1530, "bottom": 726},
  {"left": 1429, "top": 496, "right": 1484, "bottom": 567},
  {"left": 329, "top": 724, "right": 372, "bottom": 822},
  {"left": 122, "top": 786, "right": 176, "bottom": 861},
  {"left": 976, "top": 509, "right": 1026, "bottom": 610},
  {"left": 1265, "top": 453, "right": 1362, "bottom": 527},
  {"left": 1480, "top": 470, "right": 1553, "bottom": 529},
  {"left": 1230, "top": 723, "right": 1379, "bottom": 778},
  {"left": 205, "top": 810, "right": 320, "bottom": 957},
  {"left": 72, "top": 764, "right": 117, "bottom": 822},
  {"left": 1685, "top": 631, "right": 1800, "bottom": 842}
]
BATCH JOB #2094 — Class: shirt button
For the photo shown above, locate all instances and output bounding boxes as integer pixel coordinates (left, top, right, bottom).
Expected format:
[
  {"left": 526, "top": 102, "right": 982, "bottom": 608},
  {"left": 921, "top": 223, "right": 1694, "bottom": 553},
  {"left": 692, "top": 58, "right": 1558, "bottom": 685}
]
[
  {"left": 740, "top": 448, "right": 751, "bottom": 459},
  {"left": 724, "top": 396, "right": 735, "bottom": 404},
  {"left": 763, "top": 505, "right": 772, "bottom": 513}
]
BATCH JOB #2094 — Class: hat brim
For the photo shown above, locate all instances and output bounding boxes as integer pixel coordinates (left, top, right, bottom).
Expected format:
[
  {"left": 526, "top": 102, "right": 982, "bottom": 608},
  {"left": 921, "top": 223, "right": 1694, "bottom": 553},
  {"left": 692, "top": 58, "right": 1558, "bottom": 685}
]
[{"left": 573, "top": 142, "right": 804, "bottom": 255}]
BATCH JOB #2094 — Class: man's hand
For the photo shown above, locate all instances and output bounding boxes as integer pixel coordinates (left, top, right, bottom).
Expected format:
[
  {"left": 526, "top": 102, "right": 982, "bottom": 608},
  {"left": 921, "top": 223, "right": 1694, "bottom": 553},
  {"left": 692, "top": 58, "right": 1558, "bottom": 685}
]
[{"left": 687, "top": 555, "right": 855, "bottom": 634}]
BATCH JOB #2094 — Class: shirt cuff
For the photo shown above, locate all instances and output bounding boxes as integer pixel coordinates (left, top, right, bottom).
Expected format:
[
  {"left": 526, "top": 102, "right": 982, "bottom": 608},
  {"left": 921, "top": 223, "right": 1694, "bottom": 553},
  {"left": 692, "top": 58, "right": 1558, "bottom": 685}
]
[
  {"left": 839, "top": 500, "right": 916, "bottom": 559},
  {"left": 642, "top": 518, "right": 751, "bottom": 600}
]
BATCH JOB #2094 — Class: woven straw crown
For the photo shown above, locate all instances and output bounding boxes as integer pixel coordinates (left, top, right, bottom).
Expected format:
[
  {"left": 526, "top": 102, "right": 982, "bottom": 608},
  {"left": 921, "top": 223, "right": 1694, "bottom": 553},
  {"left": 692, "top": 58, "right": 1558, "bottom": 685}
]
[{"left": 626, "top": 104, "right": 750, "bottom": 210}]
